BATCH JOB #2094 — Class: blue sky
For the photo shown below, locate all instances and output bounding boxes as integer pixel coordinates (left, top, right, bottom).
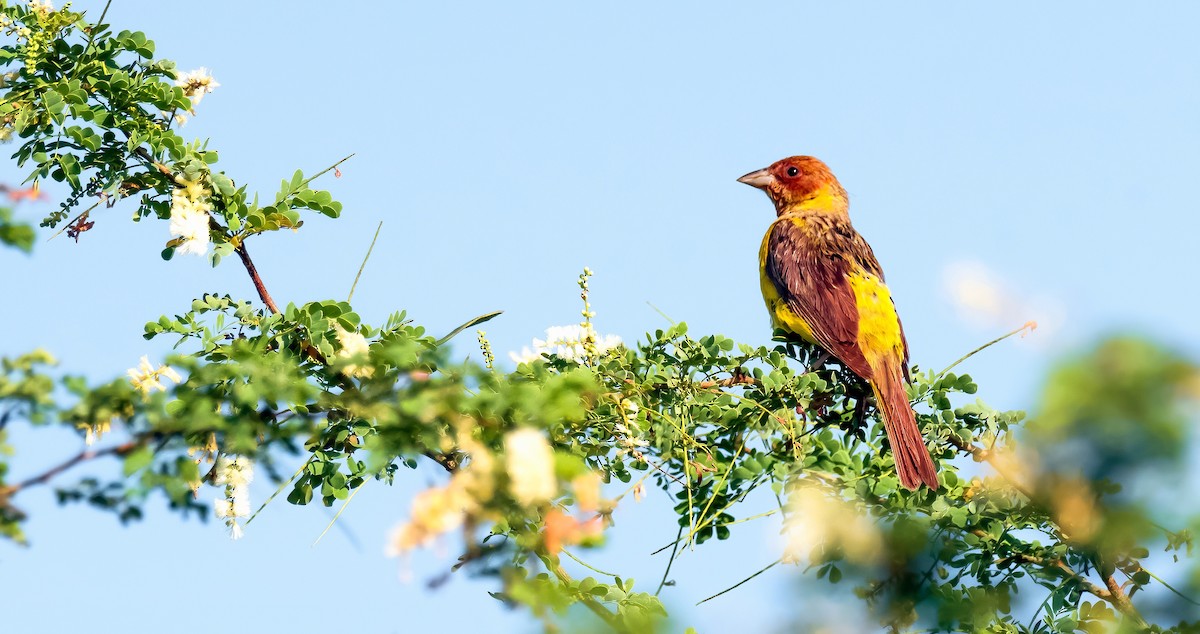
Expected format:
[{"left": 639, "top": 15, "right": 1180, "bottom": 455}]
[{"left": 2, "top": 2, "right": 1198, "bottom": 632}]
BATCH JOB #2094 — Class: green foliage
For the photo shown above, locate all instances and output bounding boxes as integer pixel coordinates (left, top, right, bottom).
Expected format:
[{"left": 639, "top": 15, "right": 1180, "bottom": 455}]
[
  {"left": 1, "top": 4, "right": 1198, "bottom": 633},
  {"left": 0, "top": 204, "right": 34, "bottom": 251}
]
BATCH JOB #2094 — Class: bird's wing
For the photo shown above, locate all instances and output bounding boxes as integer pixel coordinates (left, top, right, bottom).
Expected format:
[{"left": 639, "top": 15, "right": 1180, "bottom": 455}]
[
  {"left": 764, "top": 217, "right": 874, "bottom": 379},
  {"left": 839, "top": 226, "right": 912, "bottom": 374}
]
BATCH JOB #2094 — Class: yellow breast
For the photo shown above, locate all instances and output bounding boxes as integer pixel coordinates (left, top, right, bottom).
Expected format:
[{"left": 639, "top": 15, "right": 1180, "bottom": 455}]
[{"left": 758, "top": 219, "right": 816, "bottom": 342}]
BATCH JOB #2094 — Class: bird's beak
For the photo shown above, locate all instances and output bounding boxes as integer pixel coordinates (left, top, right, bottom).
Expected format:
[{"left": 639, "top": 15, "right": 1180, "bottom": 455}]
[{"left": 737, "top": 168, "right": 773, "bottom": 190}]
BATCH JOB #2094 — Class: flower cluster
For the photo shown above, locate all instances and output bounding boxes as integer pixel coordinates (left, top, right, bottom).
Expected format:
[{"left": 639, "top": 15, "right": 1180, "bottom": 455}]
[
  {"left": 509, "top": 324, "right": 622, "bottom": 365},
  {"left": 333, "top": 325, "right": 374, "bottom": 378},
  {"left": 169, "top": 178, "right": 212, "bottom": 256},
  {"left": 386, "top": 427, "right": 610, "bottom": 560},
  {"left": 213, "top": 455, "right": 254, "bottom": 540},
  {"left": 126, "top": 354, "right": 182, "bottom": 395},
  {"left": 175, "top": 67, "right": 220, "bottom": 108}
]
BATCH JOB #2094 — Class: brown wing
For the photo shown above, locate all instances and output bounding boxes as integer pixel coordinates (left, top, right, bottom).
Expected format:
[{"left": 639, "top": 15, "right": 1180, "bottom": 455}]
[
  {"left": 832, "top": 221, "right": 912, "bottom": 374},
  {"left": 764, "top": 217, "right": 874, "bottom": 379}
]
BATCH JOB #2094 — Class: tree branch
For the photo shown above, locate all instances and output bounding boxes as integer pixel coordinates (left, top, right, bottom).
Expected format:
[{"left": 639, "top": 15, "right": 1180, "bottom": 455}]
[
  {"left": 1103, "top": 570, "right": 1149, "bottom": 628},
  {"left": 234, "top": 240, "right": 279, "bottom": 314},
  {"left": 0, "top": 437, "right": 143, "bottom": 501}
]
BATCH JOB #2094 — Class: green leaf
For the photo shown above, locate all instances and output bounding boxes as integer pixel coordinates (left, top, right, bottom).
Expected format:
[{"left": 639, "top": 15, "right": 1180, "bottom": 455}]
[
  {"left": 435, "top": 310, "right": 503, "bottom": 346},
  {"left": 122, "top": 446, "right": 154, "bottom": 476}
]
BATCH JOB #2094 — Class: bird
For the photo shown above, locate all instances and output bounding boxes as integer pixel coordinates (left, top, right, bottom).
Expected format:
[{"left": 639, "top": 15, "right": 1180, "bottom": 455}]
[{"left": 738, "top": 156, "right": 938, "bottom": 490}]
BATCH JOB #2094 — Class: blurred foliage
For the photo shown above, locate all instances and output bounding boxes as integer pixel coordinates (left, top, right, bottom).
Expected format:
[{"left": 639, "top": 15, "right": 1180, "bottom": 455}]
[
  {"left": 1, "top": 2, "right": 1198, "bottom": 632},
  {"left": 0, "top": 203, "right": 33, "bottom": 251}
]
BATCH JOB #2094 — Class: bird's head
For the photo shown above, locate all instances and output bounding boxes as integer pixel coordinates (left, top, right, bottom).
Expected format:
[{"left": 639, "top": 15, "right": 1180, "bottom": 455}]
[{"left": 737, "top": 156, "right": 848, "bottom": 216}]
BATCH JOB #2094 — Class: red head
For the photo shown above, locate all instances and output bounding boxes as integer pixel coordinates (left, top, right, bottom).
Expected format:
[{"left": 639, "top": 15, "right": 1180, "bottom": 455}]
[{"left": 737, "top": 156, "right": 848, "bottom": 215}]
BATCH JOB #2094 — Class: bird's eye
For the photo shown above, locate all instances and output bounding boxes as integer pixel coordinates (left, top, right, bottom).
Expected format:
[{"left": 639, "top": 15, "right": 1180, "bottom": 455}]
[{"left": 786, "top": 166, "right": 799, "bottom": 177}]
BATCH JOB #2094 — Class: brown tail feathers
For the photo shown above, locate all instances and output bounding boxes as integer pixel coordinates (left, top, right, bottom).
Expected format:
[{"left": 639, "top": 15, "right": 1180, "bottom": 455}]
[{"left": 870, "top": 370, "right": 938, "bottom": 490}]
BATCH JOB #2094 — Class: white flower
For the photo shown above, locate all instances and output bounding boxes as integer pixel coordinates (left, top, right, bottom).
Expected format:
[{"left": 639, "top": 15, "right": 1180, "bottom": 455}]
[
  {"left": 126, "top": 355, "right": 183, "bottom": 395},
  {"left": 231, "top": 493, "right": 251, "bottom": 517},
  {"left": 213, "top": 455, "right": 254, "bottom": 539},
  {"left": 213, "top": 498, "right": 235, "bottom": 518},
  {"left": 509, "top": 324, "right": 622, "bottom": 365},
  {"left": 175, "top": 67, "right": 220, "bottom": 107},
  {"left": 334, "top": 326, "right": 374, "bottom": 378},
  {"left": 614, "top": 422, "right": 649, "bottom": 458},
  {"left": 28, "top": 0, "right": 53, "bottom": 14},
  {"left": 504, "top": 428, "right": 556, "bottom": 506},
  {"left": 169, "top": 184, "right": 211, "bottom": 256},
  {"left": 214, "top": 455, "right": 254, "bottom": 488},
  {"left": 508, "top": 346, "right": 541, "bottom": 365}
]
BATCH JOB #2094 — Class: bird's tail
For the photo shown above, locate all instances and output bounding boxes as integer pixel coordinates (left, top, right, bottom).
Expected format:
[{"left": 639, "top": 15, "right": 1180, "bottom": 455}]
[{"left": 870, "top": 366, "right": 938, "bottom": 490}]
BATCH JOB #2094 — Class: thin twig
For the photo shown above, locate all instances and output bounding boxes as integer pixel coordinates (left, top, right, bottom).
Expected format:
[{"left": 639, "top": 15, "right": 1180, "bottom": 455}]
[
  {"left": 935, "top": 322, "right": 1036, "bottom": 379},
  {"left": 78, "top": 0, "right": 113, "bottom": 61},
  {"left": 696, "top": 559, "right": 780, "bottom": 605},
  {"left": 1137, "top": 565, "right": 1200, "bottom": 607},
  {"left": 46, "top": 197, "right": 104, "bottom": 241},
  {"left": 245, "top": 454, "right": 314, "bottom": 526},
  {"left": 312, "top": 479, "right": 368, "bottom": 547},
  {"left": 347, "top": 221, "right": 382, "bottom": 302},
  {"left": 299, "top": 153, "right": 355, "bottom": 190},
  {"left": 561, "top": 548, "right": 620, "bottom": 578},
  {"left": 655, "top": 524, "right": 684, "bottom": 596}
]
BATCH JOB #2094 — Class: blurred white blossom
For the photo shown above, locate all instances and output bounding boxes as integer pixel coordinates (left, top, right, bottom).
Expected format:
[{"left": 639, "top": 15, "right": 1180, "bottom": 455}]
[
  {"left": 504, "top": 428, "right": 556, "bottom": 506},
  {"left": 782, "top": 483, "right": 882, "bottom": 566},
  {"left": 385, "top": 436, "right": 494, "bottom": 557},
  {"left": 385, "top": 485, "right": 469, "bottom": 555},
  {"left": 942, "top": 259, "right": 1063, "bottom": 339}
]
